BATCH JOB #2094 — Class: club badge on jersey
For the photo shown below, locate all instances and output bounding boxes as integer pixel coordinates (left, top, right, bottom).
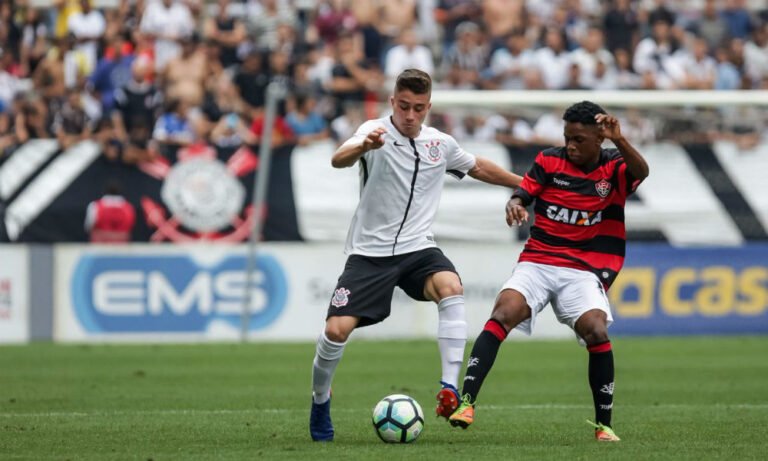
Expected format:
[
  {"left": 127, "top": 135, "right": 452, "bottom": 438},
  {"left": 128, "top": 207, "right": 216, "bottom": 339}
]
[
  {"left": 425, "top": 140, "right": 442, "bottom": 162},
  {"left": 331, "top": 287, "right": 351, "bottom": 308},
  {"left": 595, "top": 179, "right": 612, "bottom": 199}
]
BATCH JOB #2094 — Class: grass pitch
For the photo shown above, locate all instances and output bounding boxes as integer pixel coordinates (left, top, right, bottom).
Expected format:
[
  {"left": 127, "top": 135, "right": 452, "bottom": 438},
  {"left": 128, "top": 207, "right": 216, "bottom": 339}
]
[{"left": 1, "top": 337, "right": 767, "bottom": 460}]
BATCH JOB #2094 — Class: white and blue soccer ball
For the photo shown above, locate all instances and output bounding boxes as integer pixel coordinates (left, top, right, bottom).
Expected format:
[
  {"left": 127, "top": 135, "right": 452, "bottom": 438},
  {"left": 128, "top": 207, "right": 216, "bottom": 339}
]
[{"left": 371, "top": 394, "right": 425, "bottom": 443}]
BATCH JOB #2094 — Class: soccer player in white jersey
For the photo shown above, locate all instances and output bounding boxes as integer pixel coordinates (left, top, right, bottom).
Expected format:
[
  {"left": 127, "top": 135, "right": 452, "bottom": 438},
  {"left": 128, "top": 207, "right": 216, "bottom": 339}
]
[{"left": 309, "top": 69, "right": 523, "bottom": 441}]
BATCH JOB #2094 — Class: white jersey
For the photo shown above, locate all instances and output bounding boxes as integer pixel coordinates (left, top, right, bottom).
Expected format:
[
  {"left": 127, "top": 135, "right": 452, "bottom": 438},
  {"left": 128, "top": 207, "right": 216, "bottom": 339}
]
[{"left": 341, "top": 116, "right": 477, "bottom": 256}]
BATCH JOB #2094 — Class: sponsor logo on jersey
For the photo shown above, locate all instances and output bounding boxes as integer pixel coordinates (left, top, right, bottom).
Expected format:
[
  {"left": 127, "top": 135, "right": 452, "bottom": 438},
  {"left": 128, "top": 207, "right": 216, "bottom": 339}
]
[
  {"left": 553, "top": 177, "right": 571, "bottom": 187},
  {"left": 546, "top": 205, "right": 603, "bottom": 226},
  {"left": 595, "top": 179, "right": 612, "bottom": 198},
  {"left": 331, "top": 287, "right": 351, "bottom": 308},
  {"left": 425, "top": 140, "right": 442, "bottom": 162}
]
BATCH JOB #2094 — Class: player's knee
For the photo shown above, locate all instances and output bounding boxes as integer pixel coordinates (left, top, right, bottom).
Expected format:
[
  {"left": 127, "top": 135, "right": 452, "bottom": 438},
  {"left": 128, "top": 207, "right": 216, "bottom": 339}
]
[
  {"left": 491, "top": 291, "right": 529, "bottom": 331},
  {"left": 435, "top": 281, "right": 463, "bottom": 299},
  {"left": 581, "top": 328, "right": 609, "bottom": 346},
  {"left": 324, "top": 324, "right": 351, "bottom": 343}
]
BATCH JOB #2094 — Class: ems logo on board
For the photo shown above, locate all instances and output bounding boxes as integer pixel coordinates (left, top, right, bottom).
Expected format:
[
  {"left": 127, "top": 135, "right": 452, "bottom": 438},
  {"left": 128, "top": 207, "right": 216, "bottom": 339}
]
[
  {"left": 0, "top": 279, "right": 11, "bottom": 319},
  {"left": 595, "top": 179, "right": 612, "bottom": 198}
]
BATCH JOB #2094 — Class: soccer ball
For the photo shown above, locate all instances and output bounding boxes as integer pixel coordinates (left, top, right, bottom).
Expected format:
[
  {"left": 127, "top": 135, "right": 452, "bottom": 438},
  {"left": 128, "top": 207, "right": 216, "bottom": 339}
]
[{"left": 371, "top": 394, "right": 424, "bottom": 443}]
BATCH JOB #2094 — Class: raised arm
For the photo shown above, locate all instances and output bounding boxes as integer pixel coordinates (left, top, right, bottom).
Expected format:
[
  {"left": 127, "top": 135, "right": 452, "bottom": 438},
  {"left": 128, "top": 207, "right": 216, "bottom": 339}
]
[
  {"left": 596, "top": 113, "right": 650, "bottom": 181},
  {"left": 467, "top": 156, "right": 523, "bottom": 188},
  {"left": 331, "top": 127, "right": 386, "bottom": 168}
]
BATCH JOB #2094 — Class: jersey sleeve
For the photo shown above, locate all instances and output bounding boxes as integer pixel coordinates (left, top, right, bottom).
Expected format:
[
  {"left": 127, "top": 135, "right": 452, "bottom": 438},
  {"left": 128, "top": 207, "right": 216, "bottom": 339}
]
[
  {"left": 444, "top": 134, "right": 476, "bottom": 180},
  {"left": 511, "top": 151, "right": 548, "bottom": 206},
  {"left": 616, "top": 160, "right": 644, "bottom": 196},
  {"left": 338, "top": 120, "right": 385, "bottom": 160}
]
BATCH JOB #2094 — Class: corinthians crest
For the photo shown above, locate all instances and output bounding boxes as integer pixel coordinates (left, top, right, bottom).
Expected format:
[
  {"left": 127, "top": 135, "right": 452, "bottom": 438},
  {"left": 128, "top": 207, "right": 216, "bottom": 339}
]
[
  {"left": 139, "top": 145, "right": 259, "bottom": 242},
  {"left": 425, "top": 140, "right": 442, "bottom": 161}
]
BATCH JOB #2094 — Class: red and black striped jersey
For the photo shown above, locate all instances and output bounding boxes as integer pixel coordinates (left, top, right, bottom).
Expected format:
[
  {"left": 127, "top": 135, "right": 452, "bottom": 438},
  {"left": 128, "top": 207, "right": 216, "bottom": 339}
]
[{"left": 512, "top": 147, "right": 644, "bottom": 289}]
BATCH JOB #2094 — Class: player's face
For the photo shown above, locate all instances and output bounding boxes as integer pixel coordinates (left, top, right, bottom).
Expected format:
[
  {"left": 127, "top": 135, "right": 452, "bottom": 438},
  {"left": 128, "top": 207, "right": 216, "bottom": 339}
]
[
  {"left": 563, "top": 121, "right": 602, "bottom": 166},
  {"left": 390, "top": 90, "right": 431, "bottom": 138}
]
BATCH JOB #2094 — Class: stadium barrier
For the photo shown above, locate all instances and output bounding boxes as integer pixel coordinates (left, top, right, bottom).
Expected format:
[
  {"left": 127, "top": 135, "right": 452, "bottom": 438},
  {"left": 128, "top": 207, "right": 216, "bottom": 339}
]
[{"left": 2, "top": 242, "right": 767, "bottom": 343}]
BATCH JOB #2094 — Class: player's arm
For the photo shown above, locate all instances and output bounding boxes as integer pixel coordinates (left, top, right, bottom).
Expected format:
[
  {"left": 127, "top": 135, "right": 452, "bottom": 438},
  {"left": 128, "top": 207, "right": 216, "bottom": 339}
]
[
  {"left": 505, "top": 196, "right": 529, "bottom": 227},
  {"left": 331, "top": 127, "right": 387, "bottom": 168},
  {"left": 467, "top": 156, "right": 523, "bottom": 188},
  {"left": 596, "top": 113, "right": 650, "bottom": 181}
]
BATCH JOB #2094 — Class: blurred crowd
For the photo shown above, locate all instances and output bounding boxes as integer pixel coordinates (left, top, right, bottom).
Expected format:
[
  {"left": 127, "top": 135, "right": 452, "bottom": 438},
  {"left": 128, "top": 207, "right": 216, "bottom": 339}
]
[{"left": 1, "top": 0, "right": 767, "bottom": 161}]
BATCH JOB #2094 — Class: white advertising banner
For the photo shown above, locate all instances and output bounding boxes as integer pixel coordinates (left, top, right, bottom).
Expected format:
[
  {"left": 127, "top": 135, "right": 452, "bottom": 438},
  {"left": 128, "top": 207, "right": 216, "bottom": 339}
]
[
  {"left": 0, "top": 245, "right": 29, "bottom": 343},
  {"left": 54, "top": 243, "right": 571, "bottom": 342}
]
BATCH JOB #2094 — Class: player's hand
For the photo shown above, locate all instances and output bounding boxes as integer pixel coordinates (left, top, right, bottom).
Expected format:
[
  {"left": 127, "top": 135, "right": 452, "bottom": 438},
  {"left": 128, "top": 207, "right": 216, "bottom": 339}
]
[
  {"left": 362, "top": 128, "right": 387, "bottom": 152},
  {"left": 595, "top": 114, "right": 622, "bottom": 142},
  {"left": 506, "top": 199, "right": 529, "bottom": 227}
]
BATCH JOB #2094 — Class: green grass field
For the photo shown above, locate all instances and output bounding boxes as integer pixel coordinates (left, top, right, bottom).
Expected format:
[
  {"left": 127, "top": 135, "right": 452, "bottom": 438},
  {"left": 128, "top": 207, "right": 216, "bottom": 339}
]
[{"left": 1, "top": 337, "right": 767, "bottom": 460}]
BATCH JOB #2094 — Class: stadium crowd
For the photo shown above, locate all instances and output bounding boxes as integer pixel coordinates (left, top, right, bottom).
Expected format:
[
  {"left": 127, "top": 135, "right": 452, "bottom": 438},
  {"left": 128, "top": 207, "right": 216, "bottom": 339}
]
[{"left": 0, "top": 0, "right": 767, "bottom": 161}]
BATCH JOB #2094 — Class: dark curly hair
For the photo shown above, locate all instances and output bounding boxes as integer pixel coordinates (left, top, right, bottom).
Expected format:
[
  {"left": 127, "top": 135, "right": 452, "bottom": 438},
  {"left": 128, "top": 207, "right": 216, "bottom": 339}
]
[{"left": 562, "top": 101, "right": 607, "bottom": 125}]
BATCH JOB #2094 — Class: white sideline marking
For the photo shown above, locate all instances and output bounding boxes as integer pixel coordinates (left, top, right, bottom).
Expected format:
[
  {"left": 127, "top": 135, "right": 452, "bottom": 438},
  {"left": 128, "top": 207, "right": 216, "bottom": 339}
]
[{"left": 2, "top": 404, "right": 767, "bottom": 418}]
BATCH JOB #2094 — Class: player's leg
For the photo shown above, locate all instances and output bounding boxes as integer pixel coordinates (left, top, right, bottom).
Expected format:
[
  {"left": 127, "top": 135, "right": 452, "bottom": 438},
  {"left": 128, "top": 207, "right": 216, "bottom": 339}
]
[
  {"left": 451, "top": 262, "right": 554, "bottom": 428},
  {"left": 310, "top": 315, "right": 357, "bottom": 442},
  {"left": 310, "top": 255, "right": 399, "bottom": 441},
  {"left": 556, "top": 270, "right": 619, "bottom": 441},
  {"left": 398, "top": 248, "right": 466, "bottom": 419},
  {"left": 575, "top": 310, "right": 619, "bottom": 441},
  {"left": 423, "top": 270, "right": 466, "bottom": 418}
]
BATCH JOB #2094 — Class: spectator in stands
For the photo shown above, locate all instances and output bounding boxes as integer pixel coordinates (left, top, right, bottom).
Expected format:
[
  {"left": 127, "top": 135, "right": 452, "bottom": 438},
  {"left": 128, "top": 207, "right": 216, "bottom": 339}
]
[
  {"left": 234, "top": 49, "right": 270, "bottom": 112},
  {"left": 384, "top": 28, "right": 435, "bottom": 83},
  {"left": 695, "top": 0, "right": 728, "bottom": 52},
  {"left": 744, "top": 22, "right": 768, "bottom": 88},
  {"left": 285, "top": 92, "right": 330, "bottom": 145},
  {"left": 570, "top": 26, "right": 615, "bottom": 89},
  {"left": 152, "top": 98, "right": 195, "bottom": 150},
  {"left": 714, "top": 45, "right": 743, "bottom": 90},
  {"left": 328, "top": 31, "right": 380, "bottom": 118},
  {"left": 111, "top": 58, "right": 162, "bottom": 160},
  {"left": 603, "top": 0, "right": 640, "bottom": 53},
  {"left": 163, "top": 32, "right": 207, "bottom": 107},
  {"left": 203, "top": 0, "right": 247, "bottom": 69},
  {"left": 633, "top": 17, "right": 681, "bottom": 89},
  {"left": 53, "top": 88, "right": 93, "bottom": 149},
  {"left": 482, "top": 0, "right": 525, "bottom": 42},
  {"left": 84, "top": 181, "right": 136, "bottom": 243},
  {"left": 247, "top": 0, "right": 297, "bottom": 51},
  {"left": 439, "top": 21, "right": 486, "bottom": 89},
  {"left": 19, "top": 8, "right": 49, "bottom": 78},
  {"left": 377, "top": 0, "right": 417, "bottom": 45},
  {"left": 481, "top": 28, "right": 532, "bottom": 90},
  {"left": 210, "top": 111, "right": 258, "bottom": 149},
  {"left": 721, "top": 0, "right": 753, "bottom": 40},
  {"left": 613, "top": 48, "right": 642, "bottom": 89},
  {"left": 66, "top": 0, "right": 106, "bottom": 75},
  {"left": 493, "top": 113, "right": 535, "bottom": 147},
  {"left": 315, "top": 0, "right": 358, "bottom": 46},
  {"left": 0, "top": 47, "right": 20, "bottom": 108},
  {"left": 674, "top": 36, "right": 717, "bottom": 89},
  {"left": 532, "top": 27, "right": 571, "bottom": 90},
  {"left": 435, "top": 0, "right": 481, "bottom": 46},
  {"left": 140, "top": 0, "right": 195, "bottom": 71},
  {"left": 88, "top": 32, "right": 135, "bottom": 112}
]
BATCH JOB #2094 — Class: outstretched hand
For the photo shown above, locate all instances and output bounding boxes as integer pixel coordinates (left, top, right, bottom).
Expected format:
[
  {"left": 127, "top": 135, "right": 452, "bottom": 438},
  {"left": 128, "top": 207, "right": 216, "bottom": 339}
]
[
  {"left": 595, "top": 114, "right": 622, "bottom": 142},
  {"left": 506, "top": 198, "right": 529, "bottom": 227},
  {"left": 363, "top": 128, "right": 387, "bottom": 152}
]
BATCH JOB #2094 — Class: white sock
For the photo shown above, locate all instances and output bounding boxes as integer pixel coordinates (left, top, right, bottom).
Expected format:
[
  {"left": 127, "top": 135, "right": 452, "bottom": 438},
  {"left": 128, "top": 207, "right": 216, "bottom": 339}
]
[
  {"left": 437, "top": 295, "right": 467, "bottom": 388},
  {"left": 312, "top": 332, "right": 346, "bottom": 404}
]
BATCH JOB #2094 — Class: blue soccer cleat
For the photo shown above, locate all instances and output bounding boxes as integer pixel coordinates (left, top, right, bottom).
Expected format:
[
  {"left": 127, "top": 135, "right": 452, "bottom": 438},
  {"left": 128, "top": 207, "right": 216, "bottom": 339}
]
[{"left": 309, "top": 396, "right": 334, "bottom": 441}]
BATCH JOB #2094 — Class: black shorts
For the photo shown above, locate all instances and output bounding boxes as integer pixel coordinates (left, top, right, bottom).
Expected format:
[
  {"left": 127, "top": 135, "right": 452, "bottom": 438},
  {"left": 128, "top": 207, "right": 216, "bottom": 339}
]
[{"left": 326, "top": 247, "right": 458, "bottom": 327}]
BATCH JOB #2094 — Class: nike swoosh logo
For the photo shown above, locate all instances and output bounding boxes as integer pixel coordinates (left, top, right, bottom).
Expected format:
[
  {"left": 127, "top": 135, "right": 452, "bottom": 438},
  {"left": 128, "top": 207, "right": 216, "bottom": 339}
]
[{"left": 394, "top": 141, "right": 405, "bottom": 147}]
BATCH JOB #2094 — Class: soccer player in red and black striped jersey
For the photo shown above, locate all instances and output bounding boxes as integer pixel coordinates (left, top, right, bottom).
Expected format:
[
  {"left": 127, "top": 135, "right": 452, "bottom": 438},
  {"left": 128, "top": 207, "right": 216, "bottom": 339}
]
[{"left": 449, "top": 101, "right": 649, "bottom": 442}]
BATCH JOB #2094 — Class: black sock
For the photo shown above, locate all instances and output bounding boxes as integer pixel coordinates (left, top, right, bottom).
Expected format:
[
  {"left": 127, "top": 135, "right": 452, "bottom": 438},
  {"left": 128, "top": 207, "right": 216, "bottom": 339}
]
[
  {"left": 588, "top": 341, "right": 614, "bottom": 427},
  {"left": 461, "top": 319, "right": 508, "bottom": 404}
]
